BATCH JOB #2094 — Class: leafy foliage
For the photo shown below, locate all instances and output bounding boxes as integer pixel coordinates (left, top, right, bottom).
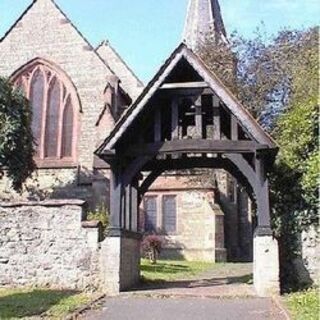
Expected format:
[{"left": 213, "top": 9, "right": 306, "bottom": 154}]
[
  {"left": 87, "top": 203, "right": 110, "bottom": 236},
  {"left": 199, "top": 27, "right": 319, "bottom": 291},
  {"left": 199, "top": 26, "right": 319, "bottom": 128},
  {"left": 141, "top": 234, "right": 163, "bottom": 264},
  {"left": 0, "top": 77, "right": 35, "bottom": 191},
  {"left": 285, "top": 288, "right": 320, "bottom": 320}
]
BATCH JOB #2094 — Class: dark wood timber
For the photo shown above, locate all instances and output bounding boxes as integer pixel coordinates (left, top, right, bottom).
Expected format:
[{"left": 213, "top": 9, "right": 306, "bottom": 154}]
[
  {"left": 195, "top": 96, "right": 203, "bottom": 138},
  {"left": 154, "top": 107, "right": 161, "bottom": 142},
  {"left": 231, "top": 114, "right": 238, "bottom": 141},
  {"left": 212, "top": 95, "right": 221, "bottom": 140},
  {"left": 110, "top": 165, "right": 122, "bottom": 229},
  {"left": 125, "top": 184, "right": 131, "bottom": 230},
  {"left": 255, "top": 156, "right": 271, "bottom": 226},
  {"left": 124, "top": 140, "right": 268, "bottom": 157},
  {"left": 171, "top": 98, "right": 179, "bottom": 139},
  {"left": 131, "top": 178, "right": 139, "bottom": 232}
]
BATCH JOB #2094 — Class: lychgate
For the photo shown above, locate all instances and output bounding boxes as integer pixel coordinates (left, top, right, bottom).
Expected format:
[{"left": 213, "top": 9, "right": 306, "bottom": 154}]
[{"left": 96, "top": 43, "right": 280, "bottom": 297}]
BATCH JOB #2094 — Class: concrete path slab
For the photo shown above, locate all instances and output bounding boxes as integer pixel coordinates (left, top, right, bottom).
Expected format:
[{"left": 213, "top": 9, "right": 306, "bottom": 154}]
[{"left": 81, "top": 296, "right": 287, "bottom": 320}]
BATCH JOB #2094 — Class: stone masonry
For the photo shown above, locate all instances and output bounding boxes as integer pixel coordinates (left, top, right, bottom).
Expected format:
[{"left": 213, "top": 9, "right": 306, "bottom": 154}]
[
  {"left": 253, "top": 233, "right": 280, "bottom": 297},
  {"left": 141, "top": 175, "right": 227, "bottom": 262},
  {"left": 0, "top": 200, "right": 102, "bottom": 290},
  {"left": 0, "top": 0, "right": 124, "bottom": 209}
]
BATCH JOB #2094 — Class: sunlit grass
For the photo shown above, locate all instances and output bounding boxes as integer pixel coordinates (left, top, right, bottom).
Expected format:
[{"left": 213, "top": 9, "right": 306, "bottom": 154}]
[
  {"left": 285, "top": 288, "right": 320, "bottom": 320},
  {"left": 0, "top": 288, "right": 94, "bottom": 319}
]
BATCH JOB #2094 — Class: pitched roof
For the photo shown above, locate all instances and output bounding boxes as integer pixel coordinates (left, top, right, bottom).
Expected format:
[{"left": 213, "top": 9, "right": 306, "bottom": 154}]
[
  {"left": 96, "top": 40, "right": 144, "bottom": 101},
  {"left": 96, "top": 43, "right": 277, "bottom": 154},
  {"left": 0, "top": 0, "right": 131, "bottom": 100},
  {"left": 183, "top": 0, "right": 227, "bottom": 50}
]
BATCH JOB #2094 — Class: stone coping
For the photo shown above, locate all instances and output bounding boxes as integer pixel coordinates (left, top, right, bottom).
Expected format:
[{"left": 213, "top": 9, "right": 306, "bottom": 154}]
[
  {"left": 254, "top": 226, "right": 273, "bottom": 237},
  {"left": 0, "top": 199, "right": 86, "bottom": 208},
  {"left": 82, "top": 220, "right": 102, "bottom": 228}
]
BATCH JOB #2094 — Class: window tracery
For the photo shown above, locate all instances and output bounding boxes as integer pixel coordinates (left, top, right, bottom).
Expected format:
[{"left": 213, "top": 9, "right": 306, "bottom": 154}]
[{"left": 12, "top": 60, "right": 78, "bottom": 165}]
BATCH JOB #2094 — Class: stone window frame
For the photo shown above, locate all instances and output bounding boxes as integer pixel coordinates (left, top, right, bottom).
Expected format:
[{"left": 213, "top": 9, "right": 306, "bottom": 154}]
[
  {"left": 143, "top": 193, "right": 179, "bottom": 235},
  {"left": 161, "top": 194, "right": 178, "bottom": 235},
  {"left": 11, "top": 58, "right": 80, "bottom": 168},
  {"left": 143, "top": 195, "right": 158, "bottom": 232}
]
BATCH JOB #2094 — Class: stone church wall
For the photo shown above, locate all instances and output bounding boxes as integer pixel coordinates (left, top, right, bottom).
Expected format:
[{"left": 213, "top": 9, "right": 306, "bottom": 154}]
[
  {"left": 141, "top": 183, "right": 227, "bottom": 262},
  {"left": 0, "top": 200, "right": 102, "bottom": 291},
  {"left": 0, "top": 168, "right": 111, "bottom": 211},
  {"left": 0, "top": 0, "right": 115, "bottom": 208}
]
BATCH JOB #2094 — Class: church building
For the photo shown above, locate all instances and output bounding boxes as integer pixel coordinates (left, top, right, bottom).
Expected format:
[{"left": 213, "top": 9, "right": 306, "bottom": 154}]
[{"left": 0, "top": 0, "right": 253, "bottom": 263}]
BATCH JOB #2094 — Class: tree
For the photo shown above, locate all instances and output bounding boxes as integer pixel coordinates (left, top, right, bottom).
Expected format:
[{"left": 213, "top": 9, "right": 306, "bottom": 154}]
[
  {"left": 0, "top": 77, "right": 35, "bottom": 191},
  {"left": 199, "top": 27, "right": 319, "bottom": 291},
  {"left": 199, "top": 27, "right": 318, "bottom": 129}
]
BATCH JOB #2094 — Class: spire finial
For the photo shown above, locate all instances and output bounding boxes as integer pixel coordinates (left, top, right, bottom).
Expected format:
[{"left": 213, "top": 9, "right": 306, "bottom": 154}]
[{"left": 182, "top": 0, "right": 227, "bottom": 51}]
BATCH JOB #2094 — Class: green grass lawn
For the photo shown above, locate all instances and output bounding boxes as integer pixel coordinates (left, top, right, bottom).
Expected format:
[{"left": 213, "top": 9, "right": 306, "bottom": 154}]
[
  {"left": 141, "top": 259, "right": 216, "bottom": 282},
  {"left": 0, "top": 288, "right": 95, "bottom": 319},
  {"left": 285, "top": 288, "right": 320, "bottom": 320}
]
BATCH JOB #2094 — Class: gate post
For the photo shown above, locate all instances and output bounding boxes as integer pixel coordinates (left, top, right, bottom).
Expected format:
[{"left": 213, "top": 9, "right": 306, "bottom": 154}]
[
  {"left": 100, "top": 165, "right": 141, "bottom": 295},
  {"left": 253, "top": 227, "right": 280, "bottom": 297},
  {"left": 253, "top": 157, "right": 280, "bottom": 297}
]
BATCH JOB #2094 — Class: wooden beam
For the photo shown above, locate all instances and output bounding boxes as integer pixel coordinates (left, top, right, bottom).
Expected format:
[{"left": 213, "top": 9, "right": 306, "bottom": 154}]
[
  {"left": 125, "top": 140, "right": 268, "bottom": 157},
  {"left": 160, "top": 81, "right": 208, "bottom": 90},
  {"left": 154, "top": 107, "right": 161, "bottom": 142},
  {"left": 131, "top": 178, "right": 139, "bottom": 232},
  {"left": 212, "top": 95, "right": 221, "bottom": 140},
  {"left": 109, "top": 165, "right": 122, "bottom": 229},
  {"left": 125, "top": 184, "right": 131, "bottom": 230},
  {"left": 171, "top": 98, "right": 179, "bottom": 140},
  {"left": 255, "top": 157, "right": 271, "bottom": 227},
  {"left": 231, "top": 114, "right": 238, "bottom": 141},
  {"left": 195, "top": 96, "right": 203, "bottom": 139}
]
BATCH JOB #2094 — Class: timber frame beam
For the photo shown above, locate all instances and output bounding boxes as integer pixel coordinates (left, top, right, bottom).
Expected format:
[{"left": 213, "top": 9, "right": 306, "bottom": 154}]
[{"left": 102, "top": 140, "right": 269, "bottom": 159}]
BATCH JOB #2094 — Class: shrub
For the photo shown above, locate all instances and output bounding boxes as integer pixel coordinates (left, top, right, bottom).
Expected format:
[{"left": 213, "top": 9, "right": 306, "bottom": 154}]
[
  {"left": 141, "top": 234, "right": 163, "bottom": 264},
  {"left": 87, "top": 204, "right": 109, "bottom": 236}
]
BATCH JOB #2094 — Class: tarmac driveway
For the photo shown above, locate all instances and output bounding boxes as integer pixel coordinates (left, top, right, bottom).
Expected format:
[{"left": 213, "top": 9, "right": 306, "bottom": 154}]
[{"left": 81, "top": 296, "right": 287, "bottom": 320}]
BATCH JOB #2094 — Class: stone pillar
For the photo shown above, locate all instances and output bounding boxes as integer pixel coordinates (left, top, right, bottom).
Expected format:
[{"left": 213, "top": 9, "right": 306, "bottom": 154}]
[
  {"left": 253, "top": 228, "right": 280, "bottom": 297},
  {"left": 100, "top": 232, "right": 141, "bottom": 295}
]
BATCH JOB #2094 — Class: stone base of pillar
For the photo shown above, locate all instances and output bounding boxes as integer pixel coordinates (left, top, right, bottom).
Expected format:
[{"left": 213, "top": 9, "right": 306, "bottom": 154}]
[
  {"left": 253, "top": 228, "right": 280, "bottom": 297},
  {"left": 100, "top": 230, "right": 141, "bottom": 295}
]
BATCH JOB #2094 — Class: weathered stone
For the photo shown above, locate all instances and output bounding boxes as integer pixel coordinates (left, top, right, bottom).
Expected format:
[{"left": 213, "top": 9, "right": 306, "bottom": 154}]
[
  {"left": 0, "top": 200, "right": 102, "bottom": 291},
  {"left": 253, "top": 233, "right": 280, "bottom": 297}
]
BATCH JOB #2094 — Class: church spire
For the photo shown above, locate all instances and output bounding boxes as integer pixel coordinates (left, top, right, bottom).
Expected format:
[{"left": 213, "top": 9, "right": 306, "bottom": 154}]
[{"left": 182, "top": 0, "right": 227, "bottom": 51}]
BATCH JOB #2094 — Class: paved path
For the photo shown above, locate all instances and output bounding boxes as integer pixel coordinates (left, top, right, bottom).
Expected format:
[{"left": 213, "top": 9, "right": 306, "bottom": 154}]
[
  {"left": 81, "top": 264, "right": 287, "bottom": 320},
  {"left": 81, "top": 296, "right": 287, "bottom": 320},
  {"left": 130, "top": 263, "right": 256, "bottom": 298}
]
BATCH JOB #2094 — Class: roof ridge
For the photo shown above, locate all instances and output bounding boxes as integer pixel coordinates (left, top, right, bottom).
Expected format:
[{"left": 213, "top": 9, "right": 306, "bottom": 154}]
[
  {"left": 96, "top": 40, "right": 144, "bottom": 87},
  {"left": 0, "top": 0, "right": 115, "bottom": 76}
]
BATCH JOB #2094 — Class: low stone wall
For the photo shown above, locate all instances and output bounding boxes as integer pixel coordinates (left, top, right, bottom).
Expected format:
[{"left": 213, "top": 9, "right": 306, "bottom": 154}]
[
  {"left": 293, "top": 225, "right": 320, "bottom": 286},
  {"left": 0, "top": 200, "right": 102, "bottom": 291}
]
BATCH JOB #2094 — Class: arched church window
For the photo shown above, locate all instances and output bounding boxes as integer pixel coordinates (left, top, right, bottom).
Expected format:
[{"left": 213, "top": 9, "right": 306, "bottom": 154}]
[{"left": 11, "top": 59, "right": 79, "bottom": 165}]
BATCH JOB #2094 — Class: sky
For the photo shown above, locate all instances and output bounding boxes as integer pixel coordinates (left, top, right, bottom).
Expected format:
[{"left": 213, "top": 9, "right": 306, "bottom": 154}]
[{"left": 0, "top": 0, "right": 319, "bottom": 83}]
